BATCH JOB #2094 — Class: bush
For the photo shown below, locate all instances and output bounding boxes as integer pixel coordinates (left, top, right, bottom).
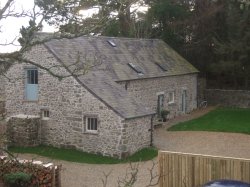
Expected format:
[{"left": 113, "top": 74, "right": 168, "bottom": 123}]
[
  {"left": 161, "top": 110, "right": 170, "bottom": 122},
  {"left": 3, "top": 172, "right": 32, "bottom": 187}
]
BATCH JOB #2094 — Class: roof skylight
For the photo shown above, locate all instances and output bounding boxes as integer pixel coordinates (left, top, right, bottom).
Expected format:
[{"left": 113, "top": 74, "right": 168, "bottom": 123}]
[
  {"left": 107, "top": 40, "right": 116, "bottom": 47},
  {"left": 155, "top": 62, "right": 168, "bottom": 71},
  {"left": 128, "top": 63, "right": 144, "bottom": 75}
]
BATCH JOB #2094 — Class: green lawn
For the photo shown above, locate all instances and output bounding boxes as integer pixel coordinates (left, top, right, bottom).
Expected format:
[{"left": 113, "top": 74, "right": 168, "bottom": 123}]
[
  {"left": 8, "top": 145, "right": 158, "bottom": 164},
  {"left": 168, "top": 108, "right": 250, "bottom": 134}
]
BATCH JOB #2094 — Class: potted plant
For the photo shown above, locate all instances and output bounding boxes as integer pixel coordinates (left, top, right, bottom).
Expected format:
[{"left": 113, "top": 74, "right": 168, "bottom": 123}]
[{"left": 160, "top": 110, "right": 170, "bottom": 122}]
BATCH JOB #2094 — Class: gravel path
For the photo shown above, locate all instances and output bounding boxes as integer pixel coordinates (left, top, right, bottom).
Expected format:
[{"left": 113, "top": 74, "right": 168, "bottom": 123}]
[
  {"left": 154, "top": 130, "right": 250, "bottom": 159},
  {"left": 154, "top": 106, "right": 250, "bottom": 159},
  {"left": 16, "top": 106, "right": 250, "bottom": 186},
  {"left": 17, "top": 154, "right": 158, "bottom": 187}
]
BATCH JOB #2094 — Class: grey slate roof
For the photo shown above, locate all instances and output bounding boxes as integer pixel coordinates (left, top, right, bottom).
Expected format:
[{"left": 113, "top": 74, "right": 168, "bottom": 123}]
[{"left": 44, "top": 36, "right": 198, "bottom": 119}]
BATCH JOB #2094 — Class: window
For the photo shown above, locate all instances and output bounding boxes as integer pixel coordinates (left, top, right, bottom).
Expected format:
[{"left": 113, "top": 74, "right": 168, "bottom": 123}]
[
  {"left": 168, "top": 92, "right": 175, "bottom": 104},
  {"left": 25, "top": 69, "right": 38, "bottom": 101},
  {"left": 128, "top": 63, "right": 144, "bottom": 75},
  {"left": 85, "top": 117, "right": 98, "bottom": 133},
  {"left": 155, "top": 62, "right": 168, "bottom": 71},
  {"left": 107, "top": 40, "right": 116, "bottom": 47},
  {"left": 42, "top": 110, "right": 50, "bottom": 119},
  {"left": 27, "top": 69, "right": 38, "bottom": 84}
]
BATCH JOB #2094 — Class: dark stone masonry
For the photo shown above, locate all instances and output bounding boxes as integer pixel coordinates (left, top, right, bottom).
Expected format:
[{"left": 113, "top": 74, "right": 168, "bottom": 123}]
[
  {"left": 7, "top": 115, "right": 41, "bottom": 147},
  {"left": 206, "top": 89, "right": 250, "bottom": 108}
]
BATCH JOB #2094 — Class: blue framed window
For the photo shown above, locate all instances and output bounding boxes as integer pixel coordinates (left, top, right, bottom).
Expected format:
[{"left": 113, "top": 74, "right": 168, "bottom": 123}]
[{"left": 25, "top": 69, "right": 38, "bottom": 101}]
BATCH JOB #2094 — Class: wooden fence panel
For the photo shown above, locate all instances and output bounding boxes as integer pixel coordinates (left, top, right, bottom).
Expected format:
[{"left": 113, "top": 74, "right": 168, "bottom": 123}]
[{"left": 158, "top": 151, "right": 250, "bottom": 187}]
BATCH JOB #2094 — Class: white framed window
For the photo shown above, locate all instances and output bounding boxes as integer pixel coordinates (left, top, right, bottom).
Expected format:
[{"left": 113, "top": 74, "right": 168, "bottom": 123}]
[
  {"left": 42, "top": 110, "right": 50, "bottom": 120},
  {"left": 168, "top": 91, "right": 175, "bottom": 104},
  {"left": 85, "top": 116, "right": 98, "bottom": 133}
]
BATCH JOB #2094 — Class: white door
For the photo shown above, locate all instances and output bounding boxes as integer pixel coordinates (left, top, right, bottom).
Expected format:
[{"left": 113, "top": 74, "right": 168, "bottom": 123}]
[{"left": 25, "top": 69, "right": 38, "bottom": 101}]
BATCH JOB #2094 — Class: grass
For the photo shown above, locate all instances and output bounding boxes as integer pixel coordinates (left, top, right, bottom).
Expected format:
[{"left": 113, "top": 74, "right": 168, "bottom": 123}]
[
  {"left": 168, "top": 108, "right": 250, "bottom": 134},
  {"left": 8, "top": 145, "right": 158, "bottom": 164}
]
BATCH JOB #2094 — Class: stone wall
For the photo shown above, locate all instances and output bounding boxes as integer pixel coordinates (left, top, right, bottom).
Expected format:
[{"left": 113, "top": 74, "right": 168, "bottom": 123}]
[
  {"left": 197, "top": 77, "right": 206, "bottom": 104},
  {"left": 0, "top": 75, "right": 6, "bottom": 154},
  {"left": 0, "top": 75, "right": 5, "bottom": 116},
  {"left": 0, "top": 120, "right": 6, "bottom": 154},
  {"left": 7, "top": 115, "right": 41, "bottom": 147},
  {"left": 206, "top": 89, "right": 250, "bottom": 108},
  {"left": 0, "top": 75, "right": 5, "bottom": 97},
  {"left": 118, "top": 74, "right": 198, "bottom": 118},
  {"left": 0, "top": 101, "right": 4, "bottom": 116},
  {"left": 121, "top": 116, "right": 152, "bottom": 157},
  {"left": 4, "top": 45, "right": 151, "bottom": 158}
]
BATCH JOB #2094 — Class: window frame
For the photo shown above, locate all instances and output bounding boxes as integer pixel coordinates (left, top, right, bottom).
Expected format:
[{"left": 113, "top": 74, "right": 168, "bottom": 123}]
[
  {"left": 128, "top": 63, "right": 144, "bottom": 75},
  {"left": 168, "top": 91, "right": 175, "bottom": 104},
  {"left": 41, "top": 109, "right": 50, "bottom": 120},
  {"left": 84, "top": 116, "right": 98, "bottom": 134},
  {"left": 26, "top": 69, "right": 38, "bottom": 85}
]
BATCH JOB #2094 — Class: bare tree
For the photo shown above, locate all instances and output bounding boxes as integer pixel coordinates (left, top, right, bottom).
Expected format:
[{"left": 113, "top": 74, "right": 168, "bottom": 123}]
[
  {"left": 0, "top": 0, "right": 146, "bottom": 78},
  {"left": 100, "top": 161, "right": 160, "bottom": 187}
]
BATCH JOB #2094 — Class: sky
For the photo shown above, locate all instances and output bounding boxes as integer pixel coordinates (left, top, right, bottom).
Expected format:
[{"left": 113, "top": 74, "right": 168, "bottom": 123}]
[
  {"left": 0, "top": 0, "right": 57, "bottom": 52},
  {"left": 0, "top": 0, "right": 148, "bottom": 53}
]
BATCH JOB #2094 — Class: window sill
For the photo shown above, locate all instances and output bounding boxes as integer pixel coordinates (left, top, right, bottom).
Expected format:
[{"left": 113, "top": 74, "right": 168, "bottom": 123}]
[
  {"left": 23, "top": 100, "right": 39, "bottom": 103},
  {"left": 84, "top": 131, "right": 98, "bottom": 135},
  {"left": 168, "top": 102, "right": 175, "bottom": 106},
  {"left": 42, "top": 117, "right": 50, "bottom": 120}
]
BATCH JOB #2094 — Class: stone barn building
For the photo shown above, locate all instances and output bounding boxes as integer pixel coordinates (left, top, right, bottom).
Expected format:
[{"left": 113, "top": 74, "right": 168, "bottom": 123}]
[{"left": 1, "top": 36, "right": 198, "bottom": 158}]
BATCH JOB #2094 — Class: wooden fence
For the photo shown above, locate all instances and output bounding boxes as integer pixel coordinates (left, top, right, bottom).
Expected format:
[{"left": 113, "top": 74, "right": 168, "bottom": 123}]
[{"left": 158, "top": 151, "right": 250, "bottom": 187}]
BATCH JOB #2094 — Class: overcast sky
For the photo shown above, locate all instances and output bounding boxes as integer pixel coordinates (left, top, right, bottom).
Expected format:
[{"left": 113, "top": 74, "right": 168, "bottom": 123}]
[
  {"left": 0, "top": 0, "right": 57, "bottom": 52},
  {"left": 0, "top": 0, "right": 147, "bottom": 53}
]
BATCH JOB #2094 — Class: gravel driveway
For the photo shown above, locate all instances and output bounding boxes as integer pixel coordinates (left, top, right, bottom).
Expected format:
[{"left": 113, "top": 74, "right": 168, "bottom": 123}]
[
  {"left": 18, "top": 154, "right": 158, "bottom": 187},
  {"left": 154, "top": 130, "right": 250, "bottom": 159},
  {"left": 17, "top": 106, "right": 250, "bottom": 186},
  {"left": 154, "top": 106, "right": 250, "bottom": 159}
]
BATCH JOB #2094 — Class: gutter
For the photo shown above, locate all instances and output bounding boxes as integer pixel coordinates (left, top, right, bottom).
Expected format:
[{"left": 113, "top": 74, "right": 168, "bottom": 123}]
[
  {"left": 115, "top": 72, "right": 199, "bottom": 83},
  {"left": 150, "top": 114, "right": 155, "bottom": 147}
]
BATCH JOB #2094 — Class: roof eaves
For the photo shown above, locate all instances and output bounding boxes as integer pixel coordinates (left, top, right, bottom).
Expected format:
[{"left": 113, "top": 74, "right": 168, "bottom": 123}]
[
  {"left": 115, "top": 71, "right": 199, "bottom": 83},
  {"left": 124, "top": 112, "right": 156, "bottom": 120}
]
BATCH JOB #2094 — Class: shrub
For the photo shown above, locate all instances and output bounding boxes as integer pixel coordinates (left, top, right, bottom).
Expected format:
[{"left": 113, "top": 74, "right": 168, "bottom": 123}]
[
  {"left": 161, "top": 110, "right": 170, "bottom": 122},
  {"left": 3, "top": 172, "right": 32, "bottom": 187}
]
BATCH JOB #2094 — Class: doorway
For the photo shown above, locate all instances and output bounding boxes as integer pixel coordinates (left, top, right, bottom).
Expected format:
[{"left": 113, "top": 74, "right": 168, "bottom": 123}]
[
  {"left": 157, "top": 94, "right": 164, "bottom": 117},
  {"left": 181, "top": 90, "right": 187, "bottom": 113}
]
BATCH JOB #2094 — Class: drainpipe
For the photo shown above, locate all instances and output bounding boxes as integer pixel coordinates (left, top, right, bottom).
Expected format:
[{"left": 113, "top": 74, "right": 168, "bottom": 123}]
[{"left": 150, "top": 114, "right": 155, "bottom": 147}]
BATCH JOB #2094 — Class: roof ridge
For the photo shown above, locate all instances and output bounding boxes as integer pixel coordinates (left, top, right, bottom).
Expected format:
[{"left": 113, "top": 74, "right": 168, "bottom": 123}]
[{"left": 36, "top": 32, "right": 161, "bottom": 42}]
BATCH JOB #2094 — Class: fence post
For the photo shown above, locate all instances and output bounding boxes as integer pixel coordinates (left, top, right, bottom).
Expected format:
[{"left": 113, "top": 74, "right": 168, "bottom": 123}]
[
  {"left": 158, "top": 150, "right": 162, "bottom": 187},
  {"left": 56, "top": 165, "right": 62, "bottom": 187},
  {"left": 51, "top": 166, "right": 56, "bottom": 187}
]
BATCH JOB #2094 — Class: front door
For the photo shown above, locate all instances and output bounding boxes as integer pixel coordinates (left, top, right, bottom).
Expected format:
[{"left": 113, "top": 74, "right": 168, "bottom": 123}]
[
  {"left": 157, "top": 94, "right": 164, "bottom": 117},
  {"left": 181, "top": 90, "right": 187, "bottom": 113}
]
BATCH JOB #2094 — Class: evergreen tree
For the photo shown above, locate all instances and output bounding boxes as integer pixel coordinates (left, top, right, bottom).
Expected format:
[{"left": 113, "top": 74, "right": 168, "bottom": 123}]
[{"left": 212, "top": 0, "right": 250, "bottom": 89}]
